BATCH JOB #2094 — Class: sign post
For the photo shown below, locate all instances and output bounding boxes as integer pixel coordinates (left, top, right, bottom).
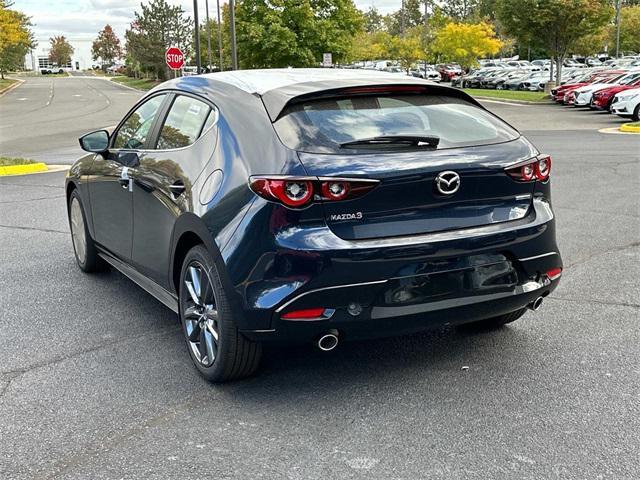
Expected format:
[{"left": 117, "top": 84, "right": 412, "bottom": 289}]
[
  {"left": 322, "top": 53, "right": 332, "bottom": 68},
  {"left": 165, "top": 47, "right": 185, "bottom": 73}
]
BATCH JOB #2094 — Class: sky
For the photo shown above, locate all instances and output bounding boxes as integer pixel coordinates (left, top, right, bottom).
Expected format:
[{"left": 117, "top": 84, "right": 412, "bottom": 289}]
[{"left": 14, "top": 0, "right": 401, "bottom": 69}]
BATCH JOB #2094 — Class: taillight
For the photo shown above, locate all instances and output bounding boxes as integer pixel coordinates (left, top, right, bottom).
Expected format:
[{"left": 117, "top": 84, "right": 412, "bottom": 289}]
[
  {"left": 249, "top": 178, "right": 314, "bottom": 208},
  {"left": 321, "top": 181, "right": 350, "bottom": 201},
  {"left": 249, "top": 176, "right": 378, "bottom": 209},
  {"left": 506, "top": 155, "right": 552, "bottom": 182},
  {"left": 535, "top": 155, "right": 551, "bottom": 180}
]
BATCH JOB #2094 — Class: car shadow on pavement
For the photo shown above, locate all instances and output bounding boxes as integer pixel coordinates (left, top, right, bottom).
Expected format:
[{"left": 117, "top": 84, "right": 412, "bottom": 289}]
[{"left": 209, "top": 321, "right": 531, "bottom": 403}]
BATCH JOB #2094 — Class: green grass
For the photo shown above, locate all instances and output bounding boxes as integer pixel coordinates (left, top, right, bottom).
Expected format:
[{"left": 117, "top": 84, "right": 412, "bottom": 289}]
[
  {"left": 0, "top": 78, "right": 19, "bottom": 93},
  {"left": 0, "top": 156, "right": 37, "bottom": 166},
  {"left": 111, "top": 76, "right": 162, "bottom": 91},
  {"left": 627, "top": 121, "right": 640, "bottom": 127},
  {"left": 463, "top": 88, "right": 549, "bottom": 102}
]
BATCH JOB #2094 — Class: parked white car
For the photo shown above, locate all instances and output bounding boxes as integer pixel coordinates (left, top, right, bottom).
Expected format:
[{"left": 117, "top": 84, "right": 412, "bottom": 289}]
[
  {"left": 610, "top": 87, "right": 640, "bottom": 120},
  {"left": 572, "top": 70, "right": 640, "bottom": 106}
]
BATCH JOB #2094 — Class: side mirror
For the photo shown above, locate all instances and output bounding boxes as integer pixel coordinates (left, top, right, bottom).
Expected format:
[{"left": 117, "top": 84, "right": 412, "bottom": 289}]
[{"left": 79, "top": 130, "right": 109, "bottom": 153}]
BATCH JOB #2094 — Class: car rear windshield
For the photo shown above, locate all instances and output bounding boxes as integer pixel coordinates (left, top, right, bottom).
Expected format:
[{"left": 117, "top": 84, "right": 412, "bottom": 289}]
[{"left": 273, "top": 93, "right": 520, "bottom": 153}]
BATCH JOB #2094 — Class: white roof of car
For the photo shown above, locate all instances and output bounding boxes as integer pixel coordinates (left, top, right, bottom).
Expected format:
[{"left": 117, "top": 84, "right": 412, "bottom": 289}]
[{"left": 200, "top": 68, "right": 428, "bottom": 95}]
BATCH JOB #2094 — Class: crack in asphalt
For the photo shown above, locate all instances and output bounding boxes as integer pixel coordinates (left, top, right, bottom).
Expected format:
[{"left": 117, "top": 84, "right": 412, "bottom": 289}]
[
  {"left": 554, "top": 205, "right": 640, "bottom": 219},
  {"left": 0, "top": 326, "right": 180, "bottom": 402},
  {"left": 563, "top": 241, "right": 640, "bottom": 269},
  {"left": 0, "top": 182, "right": 64, "bottom": 189},
  {"left": 0, "top": 224, "right": 68, "bottom": 234},
  {"left": 0, "top": 194, "right": 64, "bottom": 204},
  {"left": 548, "top": 296, "right": 640, "bottom": 309},
  {"left": 40, "top": 394, "right": 207, "bottom": 480}
]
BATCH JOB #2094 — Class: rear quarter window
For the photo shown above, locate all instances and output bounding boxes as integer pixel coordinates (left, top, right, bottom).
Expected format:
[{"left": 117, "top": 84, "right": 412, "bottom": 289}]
[{"left": 273, "top": 93, "right": 520, "bottom": 153}]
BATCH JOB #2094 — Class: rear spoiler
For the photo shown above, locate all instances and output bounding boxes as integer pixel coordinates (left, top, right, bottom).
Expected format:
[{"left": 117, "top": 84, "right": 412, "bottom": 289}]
[{"left": 260, "top": 80, "right": 484, "bottom": 122}]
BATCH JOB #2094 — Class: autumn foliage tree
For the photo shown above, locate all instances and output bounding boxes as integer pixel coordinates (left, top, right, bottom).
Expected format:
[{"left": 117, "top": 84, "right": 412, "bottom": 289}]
[
  {"left": 432, "top": 22, "right": 502, "bottom": 70},
  {"left": 614, "top": 5, "right": 640, "bottom": 54},
  {"left": 49, "top": 35, "right": 74, "bottom": 67},
  {"left": 0, "top": 0, "right": 35, "bottom": 78},
  {"left": 92, "top": 24, "right": 122, "bottom": 69}
]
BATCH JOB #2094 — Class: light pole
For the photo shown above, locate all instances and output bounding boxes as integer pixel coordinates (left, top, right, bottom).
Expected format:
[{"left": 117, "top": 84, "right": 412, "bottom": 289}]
[
  {"left": 229, "top": 0, "right": 238, "bottom": 70},
  {"left": 615, "top": 0, "right": 622, "bottom": 58},
  {"left": 217, "top": 0, "right": 223, "bottom": 71},
  {"left": 193, "top": 0, "right": 202, "bottom": 73},
  {"left": 205, "top": 0, "right": 212, "bottom": 72}
]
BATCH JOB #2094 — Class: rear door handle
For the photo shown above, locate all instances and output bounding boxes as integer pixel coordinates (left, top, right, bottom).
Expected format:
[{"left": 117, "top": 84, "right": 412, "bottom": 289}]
[{"left": 169, "top": 180, "right": 185, "bottom": 198}]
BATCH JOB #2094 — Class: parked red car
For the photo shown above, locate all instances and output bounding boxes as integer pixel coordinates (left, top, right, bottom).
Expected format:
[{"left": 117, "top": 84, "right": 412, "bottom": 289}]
[
  {"left": 552, "top": 70, "right": 625, "bottom": 103},
  {"left": 591, "top": 77, "right": 640, "bottom": 110},
  {"left": 436, "top": 63, "right": 462, "bottom": 82}
]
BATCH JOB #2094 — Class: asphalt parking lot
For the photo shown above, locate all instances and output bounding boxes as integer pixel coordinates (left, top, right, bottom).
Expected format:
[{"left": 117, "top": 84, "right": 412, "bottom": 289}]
[{"left": 1, "top": 76, "right": 639, "bottom": 479}]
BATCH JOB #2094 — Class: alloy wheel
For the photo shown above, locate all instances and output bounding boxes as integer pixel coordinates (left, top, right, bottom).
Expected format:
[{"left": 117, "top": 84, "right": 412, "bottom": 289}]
[
  {"left": 182, "top": 262, "right": 220, "bottom": 367},
  {"left": 70, "top": 197, "right": 86, "bottom": 264}
]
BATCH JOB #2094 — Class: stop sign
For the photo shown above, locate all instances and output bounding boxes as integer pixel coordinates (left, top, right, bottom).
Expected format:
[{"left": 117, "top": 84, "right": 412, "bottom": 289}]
[{"left": 165, "top": 47, "right": 185, "bottom": 70}]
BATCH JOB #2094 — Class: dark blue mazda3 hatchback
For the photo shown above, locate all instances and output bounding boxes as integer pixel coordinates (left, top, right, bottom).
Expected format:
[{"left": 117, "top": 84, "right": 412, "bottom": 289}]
[{"left": 66, "top": 69, "right": 562, "bottom": 381}]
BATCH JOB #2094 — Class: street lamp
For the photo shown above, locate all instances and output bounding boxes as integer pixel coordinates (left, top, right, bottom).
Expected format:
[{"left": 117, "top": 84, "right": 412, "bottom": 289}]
[
  {"left": 193, "top": 0, "right": 202, "bottom": 73},
  {"left": 217, "top": 0, "right": 223, "bottom": 71},
  {"left": 205, "top": 0, "right": 212, "bottom": 72},
  {"left": 229, "top": 0, "right": 238, "bottom": 70},
  {"left": 615, "top": 0, "right": 622, "bottom": 58}
]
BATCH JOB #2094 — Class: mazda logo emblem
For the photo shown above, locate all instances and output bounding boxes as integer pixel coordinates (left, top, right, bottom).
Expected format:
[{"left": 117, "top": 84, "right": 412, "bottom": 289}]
[{"left": 434, "top": 171, "right": 460, "bottom": 195}]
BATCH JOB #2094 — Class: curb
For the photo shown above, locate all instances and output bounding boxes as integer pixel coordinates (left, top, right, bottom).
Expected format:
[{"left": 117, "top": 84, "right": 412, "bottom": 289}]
[
  {"left": 0, "top": 78, "right": 24, "bottom": 97},
  {"left": 472, "top": 95, "right": 547, "bottom": 105},
  {"left": 106, "top": 77, "right": 147, "bottom": 93},
  {"left": 0, "top": 162, "right": 48, "bottom": 176},
  {"left": 620, "top": 123, "right": 640, "bottom": 133},
  {"left": 598, "top": 127, "right": 640, "bottom": 135}
]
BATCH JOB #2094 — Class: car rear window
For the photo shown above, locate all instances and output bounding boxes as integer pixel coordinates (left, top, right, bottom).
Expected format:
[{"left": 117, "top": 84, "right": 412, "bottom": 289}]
[{"left": 273, "top": 93, "right": 520, "bottom": 153}]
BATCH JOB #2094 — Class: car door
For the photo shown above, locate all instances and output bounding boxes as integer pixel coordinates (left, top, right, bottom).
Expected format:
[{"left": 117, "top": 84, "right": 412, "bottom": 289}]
[
  {"left": 89, "top": 93, "right": 168, "bottom": 261},
  {"left": 130, "top": 93, "right": 218, "bottom": 288}
]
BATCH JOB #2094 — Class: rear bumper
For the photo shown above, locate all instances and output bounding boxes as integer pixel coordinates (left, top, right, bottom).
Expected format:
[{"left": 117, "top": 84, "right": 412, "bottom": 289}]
[
  {"left": 242, "top": 271, "right": 559, "bottom": 345},
  {"left": 231, "top": 197, "right": 562, "bottom": 343}
]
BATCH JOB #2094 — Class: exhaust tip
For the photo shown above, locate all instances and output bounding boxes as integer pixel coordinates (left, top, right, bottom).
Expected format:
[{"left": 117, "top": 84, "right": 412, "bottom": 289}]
[
  {"left": 317, "top": 333, "right": 339, "bottom": 352},
  {"left": 529, "top": 296, "right": 544, "bottom": 311}
]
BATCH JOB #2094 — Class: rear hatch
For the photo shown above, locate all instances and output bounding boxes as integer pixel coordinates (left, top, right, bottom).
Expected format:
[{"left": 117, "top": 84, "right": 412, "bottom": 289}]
[{"left": 273, "top": 87, "right": 538, "bottom": 241}]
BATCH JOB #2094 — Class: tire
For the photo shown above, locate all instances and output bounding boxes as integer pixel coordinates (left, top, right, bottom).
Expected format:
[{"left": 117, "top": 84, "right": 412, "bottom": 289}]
[
  {"left": 68, "top": 190, "right": 102, "bottom": 272},
  {"left": 461, "top": 308, "right": 527, "bottom": 331},
  {"left": 633, "top": 104, "right": 640, "bottom": 122},
  {"left": 179, "top": 245, "right": 262, "bottom": 382}
]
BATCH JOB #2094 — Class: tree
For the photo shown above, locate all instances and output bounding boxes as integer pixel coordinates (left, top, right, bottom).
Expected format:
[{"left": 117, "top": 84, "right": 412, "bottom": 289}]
[
  {"left": 613, "top": 5, "right": 640, "bottom": 53},
  {"left": 234, "top": 0, "right": 362, "bottom": 68},
  {"left": 441, "top": 0, "right": 480, "bottom": 20},
  {"left": 92, "top": 24, "right": 122, "bottom": 69},
  {"left": 346, "top": 31, "right": 391, "bottom": 63},
  {"left": 363, "top": 6, "right": 384, "bottom": 32},
  {"left": 125, "top": 0, "right": 192, "bottom": 80},
  {"left": 497, "top": 0, "right": 613, "bottom": 84},
  {"left": 388, "top": 32, "right": 424, "bottom": 72},
  {"left": 431, "top": 21, "right": 502, "bottom": 70},
  {"left": 384, "top": 0, "right": 425, "bottom": 36},
  {"left": 199, "top": 17, "right": 227, "bottom": 70},
  {"left": 49, "top": 35, "right": 73, "bottom": 67},
  {"left": 0, "top": 1, "right": 35, "bottom": 78}
]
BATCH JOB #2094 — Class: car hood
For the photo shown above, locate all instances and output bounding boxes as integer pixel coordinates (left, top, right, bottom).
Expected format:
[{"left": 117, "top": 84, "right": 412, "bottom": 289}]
[
  {"left": 616, "top": 88, "right": 640, "bottom": 99},
  {"left": 575, "top": 83, "right": 615, "bottom": 93}
]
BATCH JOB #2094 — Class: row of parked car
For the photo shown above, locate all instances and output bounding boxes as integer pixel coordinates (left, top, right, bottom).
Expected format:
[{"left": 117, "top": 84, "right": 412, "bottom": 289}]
[
  {"left": 448, "top": 57, "right": 640, "bottom": 92},
  {"left": 550, "top": 67, "right": 640, "bottom": 121}
]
